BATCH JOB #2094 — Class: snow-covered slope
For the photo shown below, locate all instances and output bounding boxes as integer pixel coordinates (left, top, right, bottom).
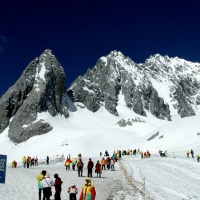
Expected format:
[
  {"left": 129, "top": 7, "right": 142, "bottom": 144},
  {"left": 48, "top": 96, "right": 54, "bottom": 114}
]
[{"left": 0, "top": 95, "right": 199, "bottom": 164}]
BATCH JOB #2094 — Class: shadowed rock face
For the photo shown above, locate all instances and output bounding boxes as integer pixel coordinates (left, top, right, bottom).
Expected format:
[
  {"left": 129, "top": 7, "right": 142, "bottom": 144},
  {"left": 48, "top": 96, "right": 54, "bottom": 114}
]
[{"left": 0, "top": 49, "right": 68, "bottom": 143}]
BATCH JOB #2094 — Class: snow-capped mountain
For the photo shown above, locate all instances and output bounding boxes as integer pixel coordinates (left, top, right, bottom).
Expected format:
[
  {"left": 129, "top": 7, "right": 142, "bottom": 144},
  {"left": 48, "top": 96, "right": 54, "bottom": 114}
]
[
  {"left": 1, "top": 49, "right": 200, "bottom": 144},
  {"left": 69, "top": 50, "right": 200, "bottom": 120}
]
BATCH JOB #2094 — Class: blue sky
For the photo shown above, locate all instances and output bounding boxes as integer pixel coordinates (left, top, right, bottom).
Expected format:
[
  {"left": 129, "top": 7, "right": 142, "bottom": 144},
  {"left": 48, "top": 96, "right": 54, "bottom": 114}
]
[{"left": 0, "top": 0, "right": 200, "bottom": 96}]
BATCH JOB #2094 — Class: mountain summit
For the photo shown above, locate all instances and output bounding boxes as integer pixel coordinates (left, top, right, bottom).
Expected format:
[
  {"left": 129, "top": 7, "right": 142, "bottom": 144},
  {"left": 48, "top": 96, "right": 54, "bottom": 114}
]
[
  {"left": 1, "top": 49, "right": 200, "bottom": 143},
  {"left": 0, "top": 49, "right": 68, "bottom": 143}
]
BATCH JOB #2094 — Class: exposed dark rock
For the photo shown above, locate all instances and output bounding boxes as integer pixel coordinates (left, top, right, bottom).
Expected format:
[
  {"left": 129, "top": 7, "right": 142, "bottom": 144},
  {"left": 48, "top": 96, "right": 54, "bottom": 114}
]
[
  {"left": 117, "top": 119, "right": 127, "bottom": 127},
  {"left": 147, "top": 131, "right": 159, "bottom": 141},
  {"left": 159, "top": 135, "right": 164, "bottom": 139},
  {"left": 116, "top": 117, "right": 145, "bottom": 127}
]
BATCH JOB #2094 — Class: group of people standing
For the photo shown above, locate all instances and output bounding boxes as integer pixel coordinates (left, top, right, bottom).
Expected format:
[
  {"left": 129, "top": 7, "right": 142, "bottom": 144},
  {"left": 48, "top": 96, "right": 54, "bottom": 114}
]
[
  {"left": 186, "top": 149, "right": 200, "bottom": 162},
  {"left": 36, "top": 170, "right": 63, "bottom": 200},
  {"left": 64, "top": 156, "right": 105, "bottom": 178},
  {"left": 36, "top": 169, "right": 96, "bottom": 200},
  {"left": 22, "top": 156, "right": 38, "bottom": 168}
]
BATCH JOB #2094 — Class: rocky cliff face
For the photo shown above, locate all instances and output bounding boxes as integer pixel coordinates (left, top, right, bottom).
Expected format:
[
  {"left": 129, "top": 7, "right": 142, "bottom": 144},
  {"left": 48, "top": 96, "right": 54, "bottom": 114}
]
[
  {"left": 0, "top": 49, "right": 68, "bottom": 143},
  {"left": 68, "top": 51, "right": 200, "bottom": 120}
]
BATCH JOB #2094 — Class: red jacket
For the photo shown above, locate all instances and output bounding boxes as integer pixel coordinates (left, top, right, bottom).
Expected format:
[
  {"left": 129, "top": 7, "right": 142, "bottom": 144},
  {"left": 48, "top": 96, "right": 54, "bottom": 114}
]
[
  {"left": 95, "top": 163, "right": 101, "bottom": 173},
  {"left": 54, "top": 177, "right": 63, "bottom": 192}
]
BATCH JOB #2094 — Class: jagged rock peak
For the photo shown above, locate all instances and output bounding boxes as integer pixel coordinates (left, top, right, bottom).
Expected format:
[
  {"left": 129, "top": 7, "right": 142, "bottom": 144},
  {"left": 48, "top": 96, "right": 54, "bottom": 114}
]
[
  {"left": 69, "top": 50, "right": 200, "bottom": 120},
  {"left": 107, "top": 50, "right": 125, "bottom": 58},
  {"left": 0, "top": 49, "right": 69, "bottom": 143}
]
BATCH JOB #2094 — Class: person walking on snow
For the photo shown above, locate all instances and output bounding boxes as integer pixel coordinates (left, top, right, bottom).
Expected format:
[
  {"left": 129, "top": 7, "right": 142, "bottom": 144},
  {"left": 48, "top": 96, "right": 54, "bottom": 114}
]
[
  {"left": 186, "top": 150, "right": 190, "bottom": 158},
  {"left": 79, "top": 178, "right": 96, "bottom": 200},
  {"left": 36, "top": 170, "right": 47, "bottom": 200},
  {"left": 35, "top": 156, "right": 38, "bottom": 166},
  {"left": 191, "top": 149, "right": 194, "bottom": 158},
  {"left": 54, "top": 173, "right": 63, "bottom": 200},
  {"left": 196, "top": 154, "right": 200, "bottom": 162},
  {"left": 110, "top": 158, "right": 115, "bottom": 171},
  {"left": 77, "top": 158, "right": 84, "bottom": 177},
  {"left": 46, "top": 156, "right": 49, "bottom": 165},
  {"left": 27, "top": 156, "right": 31, "bottom": 168},
  {"left": 72, "top": 157, "right": 77, "bottom": 170},
  {"left": 68, "top": 184, "right": 78, "bottom": 200},
  {"left": 101, "top": 157, "right": 106, "bottom": 170},
  {"left": 22, "top": 156, "right": 26, "bottom": 168},
  {"left": 95, "top": 160, "right": 101, "bottom": 178},
  {"left": 41, "top": 173, "right": 54, "bottom": 200},
  {"left": 87, "top": 158, "right": 94, "bottom": 177},
  {"left": 11, "top": 160, "right": 17, "bottom": 168},
  {"left": 106, "top": 156, "right": 111, "bottom": 170},
  {"left": 65, "top": 157, "right": 72, "bottom": 170}
]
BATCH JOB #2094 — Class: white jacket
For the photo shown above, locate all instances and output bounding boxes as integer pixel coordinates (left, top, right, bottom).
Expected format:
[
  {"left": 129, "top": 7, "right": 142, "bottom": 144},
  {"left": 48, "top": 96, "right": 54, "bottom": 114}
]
[{"left": 41, "top": 178, "right": 54, "bottom": 188}]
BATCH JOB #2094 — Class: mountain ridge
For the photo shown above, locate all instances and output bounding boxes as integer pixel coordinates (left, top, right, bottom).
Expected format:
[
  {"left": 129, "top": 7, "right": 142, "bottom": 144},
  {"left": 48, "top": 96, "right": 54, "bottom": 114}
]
[{"left": 0, "top": 49, "right": 200, "bottom": 143}]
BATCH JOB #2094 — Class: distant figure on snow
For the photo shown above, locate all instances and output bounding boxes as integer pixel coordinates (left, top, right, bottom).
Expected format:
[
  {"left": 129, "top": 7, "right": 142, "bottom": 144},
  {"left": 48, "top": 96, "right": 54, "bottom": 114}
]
[
  {"left": 65, "top": 157, "right": 72, "bottom": 170},
  {"left": 191, "top": 149, "right": 194, "bottom": 158},
  {"left": 11, "top": 160, "right": 17, "bottom": 168},
  {"left": 95, "top": 160, "right": 101, "bottom": 178},
  {"left": 186, "top": 150, "right": 190, "bottom": 158},
  {"left": 110, "top": 158, "right": 115, "bottom": 171},
  {"left": 87, "top": 158, "right": 94, "bottom": 177},
  {"left": 22, "top": 156, "right": 26, "bottom": 168},
  {"left": 196, "top": 154, "right": 200, "bottom": 162},
  {"left": 101, "top": 157, "right": 106, "bottom": 170},
  {"left": 46, "top": 156, "right": 49, "bottom": 165},
  {"left": 77, "top": 158, "right": 84, "bottom": 177},
  {"left": 35, "top": 156, "right": 38, "bottom": 166},
  {"left": 71, "top": 158, "right": 77, "bottom": 171}
]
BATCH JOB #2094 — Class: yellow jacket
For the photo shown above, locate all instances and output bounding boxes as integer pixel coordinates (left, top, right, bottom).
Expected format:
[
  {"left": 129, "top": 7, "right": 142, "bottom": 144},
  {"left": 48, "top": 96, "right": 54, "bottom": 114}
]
[
  {"left": 72, "top": 158, "right": 77, "bottom": 163},
  {"left": 22, "top": 156, "right": 26, "bottom": 163},
  {"left": 36, "top": 174, "right": 44, "bottom": 182},
  {"left": 101, "top": 159, "right": 106, "bottom": 165}
]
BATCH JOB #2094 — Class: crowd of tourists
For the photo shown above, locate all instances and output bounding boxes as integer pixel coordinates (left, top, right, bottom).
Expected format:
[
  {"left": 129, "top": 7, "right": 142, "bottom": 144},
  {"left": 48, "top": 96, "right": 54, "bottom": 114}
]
[
  {"left": 35, "top": 151, "right": 118, "bottom": 200},
  {"left": 12, "top": 148, "right": 199, "bottom": 200}
]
